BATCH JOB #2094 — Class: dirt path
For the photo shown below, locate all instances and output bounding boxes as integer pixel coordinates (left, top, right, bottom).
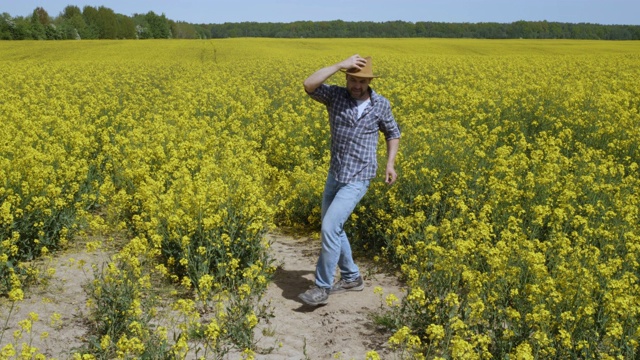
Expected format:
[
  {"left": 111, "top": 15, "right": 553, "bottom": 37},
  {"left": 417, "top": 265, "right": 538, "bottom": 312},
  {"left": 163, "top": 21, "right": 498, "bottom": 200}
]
[
  {"left": 0, "top": 233, "right": 405, "bottom": 360},
  {"left": 251, "top": 233, "right": 405, "bottom": 359},
  {"left": 0, "top": 242, "right": 111, "bottom": 359}
]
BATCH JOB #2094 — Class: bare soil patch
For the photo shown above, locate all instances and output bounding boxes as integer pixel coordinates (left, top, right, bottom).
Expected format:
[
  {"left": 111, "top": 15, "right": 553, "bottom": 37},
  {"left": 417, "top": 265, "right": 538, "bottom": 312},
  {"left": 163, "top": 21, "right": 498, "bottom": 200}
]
[
  {"left": 250, "top": 233, "right": 405, "bottom": 359},
  {"left": 0, "top": 241, "right": 112, "bottom": 359}
]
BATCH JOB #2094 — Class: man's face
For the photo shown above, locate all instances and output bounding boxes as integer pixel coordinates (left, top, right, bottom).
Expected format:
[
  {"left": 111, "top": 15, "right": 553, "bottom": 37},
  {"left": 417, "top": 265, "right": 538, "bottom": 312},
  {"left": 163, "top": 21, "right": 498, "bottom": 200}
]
[{"left": 346, "top": 75, "right": 371, "bottom": 100}]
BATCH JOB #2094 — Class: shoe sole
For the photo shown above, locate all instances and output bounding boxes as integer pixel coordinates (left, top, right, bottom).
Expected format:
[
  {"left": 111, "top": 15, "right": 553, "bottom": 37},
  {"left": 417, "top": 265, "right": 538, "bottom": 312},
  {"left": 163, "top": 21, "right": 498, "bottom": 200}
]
[
  {"left": 330, "top": 283, "right": 365, "bottom": 294},
  {"left": 298, "top": 294, "right": 329, "bottom": 306}
]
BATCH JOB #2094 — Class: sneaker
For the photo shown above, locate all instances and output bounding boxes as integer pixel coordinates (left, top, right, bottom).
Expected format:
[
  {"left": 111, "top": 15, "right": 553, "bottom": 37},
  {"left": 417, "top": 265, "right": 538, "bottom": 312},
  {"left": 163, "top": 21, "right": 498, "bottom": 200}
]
[
  {"left": 298, "top": 286, "right": 330, "bottom": 306},
  {"left": 330, "top": 276, "right": 364, "bottom": 294}
]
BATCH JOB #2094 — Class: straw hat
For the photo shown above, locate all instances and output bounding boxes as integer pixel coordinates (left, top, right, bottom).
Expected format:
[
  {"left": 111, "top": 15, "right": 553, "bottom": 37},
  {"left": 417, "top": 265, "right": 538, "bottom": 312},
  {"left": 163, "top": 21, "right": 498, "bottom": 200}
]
[{"left": 343, "top": 56, "right": 379, "bottom": 78}]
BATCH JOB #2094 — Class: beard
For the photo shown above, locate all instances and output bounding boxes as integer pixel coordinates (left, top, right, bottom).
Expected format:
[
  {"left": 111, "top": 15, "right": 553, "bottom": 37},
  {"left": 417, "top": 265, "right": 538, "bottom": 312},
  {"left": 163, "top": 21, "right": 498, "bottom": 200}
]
[{"left": 348, "top": 87, "right": 369, "bottom": 100}]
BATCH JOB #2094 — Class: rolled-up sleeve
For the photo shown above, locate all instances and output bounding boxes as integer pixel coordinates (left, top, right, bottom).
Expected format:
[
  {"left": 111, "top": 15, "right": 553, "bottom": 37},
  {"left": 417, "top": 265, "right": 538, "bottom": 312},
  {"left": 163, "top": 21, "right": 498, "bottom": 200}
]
[
  {"left": 307, "top": 84, "right": 335, "bottom": 106},
  {"left": 378, "top": 97, "right": 401, "bottom": 140}
]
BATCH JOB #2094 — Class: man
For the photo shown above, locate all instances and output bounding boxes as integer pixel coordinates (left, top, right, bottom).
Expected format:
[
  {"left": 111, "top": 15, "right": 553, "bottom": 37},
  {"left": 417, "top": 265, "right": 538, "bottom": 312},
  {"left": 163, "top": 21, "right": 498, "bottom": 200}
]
[{"left": 298, "top": 54, "right": 401, "bottom": 306}]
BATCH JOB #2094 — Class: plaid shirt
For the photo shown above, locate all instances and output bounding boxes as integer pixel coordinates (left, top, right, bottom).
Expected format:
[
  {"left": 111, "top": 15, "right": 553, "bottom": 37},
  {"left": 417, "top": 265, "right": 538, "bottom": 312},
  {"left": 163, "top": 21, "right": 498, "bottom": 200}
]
[{"left": 307, "top": 84, "right": 401, "bottom": 183}]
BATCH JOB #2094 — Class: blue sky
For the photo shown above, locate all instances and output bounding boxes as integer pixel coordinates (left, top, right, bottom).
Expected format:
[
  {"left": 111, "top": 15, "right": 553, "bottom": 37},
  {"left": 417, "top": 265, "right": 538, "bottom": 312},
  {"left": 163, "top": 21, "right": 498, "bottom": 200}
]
[{"left": 2, "top": 0, "right": 639, "bottom": 25}]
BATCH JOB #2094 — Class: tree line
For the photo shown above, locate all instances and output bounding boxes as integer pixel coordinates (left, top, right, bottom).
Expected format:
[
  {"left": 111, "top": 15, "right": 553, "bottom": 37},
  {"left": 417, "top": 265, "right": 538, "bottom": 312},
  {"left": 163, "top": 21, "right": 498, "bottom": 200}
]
[
  {"left": 2, "top": 5, "right": 639, "bottom": 40},
  {"left": 0, "top": 6, "right": 207, "bottom": 40},
  {"left": 209, "top": 20, "right": 640, "bottom": 40}
]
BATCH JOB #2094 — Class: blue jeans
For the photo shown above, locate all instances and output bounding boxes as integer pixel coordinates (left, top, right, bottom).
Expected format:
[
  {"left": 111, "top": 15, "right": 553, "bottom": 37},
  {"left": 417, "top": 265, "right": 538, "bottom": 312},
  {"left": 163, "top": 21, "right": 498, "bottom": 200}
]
[{"left": 315, "top": 174, "right": 370, "bottom": 289}]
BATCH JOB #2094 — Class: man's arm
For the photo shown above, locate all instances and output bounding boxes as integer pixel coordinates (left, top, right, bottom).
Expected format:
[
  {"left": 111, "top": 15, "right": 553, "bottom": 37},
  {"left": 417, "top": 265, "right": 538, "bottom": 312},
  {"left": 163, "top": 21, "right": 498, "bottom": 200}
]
[
  {"left": 385, "top": 138, "right": 400, "bottom": 185},
  {"left": 303, "top": 54, "right": 367, "bottom": 93}
]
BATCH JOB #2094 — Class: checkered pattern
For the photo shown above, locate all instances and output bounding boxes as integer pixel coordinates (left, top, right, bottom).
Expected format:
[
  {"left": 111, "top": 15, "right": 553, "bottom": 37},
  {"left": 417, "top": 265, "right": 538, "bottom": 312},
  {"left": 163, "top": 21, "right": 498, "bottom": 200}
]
[{"left": 307, "top": 84, "right": 401, "bottom": 183}]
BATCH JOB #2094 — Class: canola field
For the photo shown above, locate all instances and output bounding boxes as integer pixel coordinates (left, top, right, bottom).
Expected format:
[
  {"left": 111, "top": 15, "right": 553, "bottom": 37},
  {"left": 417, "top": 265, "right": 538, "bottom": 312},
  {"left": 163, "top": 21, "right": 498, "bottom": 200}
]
[{"left": 1, "top": 38, "right": 640, "bottom": 359}]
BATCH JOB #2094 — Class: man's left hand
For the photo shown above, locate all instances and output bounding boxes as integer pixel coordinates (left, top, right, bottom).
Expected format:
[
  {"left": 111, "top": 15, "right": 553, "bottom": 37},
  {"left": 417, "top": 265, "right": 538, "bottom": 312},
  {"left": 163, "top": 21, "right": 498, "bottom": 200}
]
[{"left": 385, "top": 165, "right": 397, "bottom": 185}]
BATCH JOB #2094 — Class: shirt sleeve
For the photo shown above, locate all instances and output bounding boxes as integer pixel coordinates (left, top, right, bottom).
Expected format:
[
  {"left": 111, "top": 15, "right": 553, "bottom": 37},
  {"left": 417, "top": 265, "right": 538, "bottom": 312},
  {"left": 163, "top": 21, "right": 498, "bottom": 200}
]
[
  {"left": 306, "top": 84, "right": 336, "bottom": 106},
  {"left": 378, "top": 97, "right": 401, "bottom": 140}
]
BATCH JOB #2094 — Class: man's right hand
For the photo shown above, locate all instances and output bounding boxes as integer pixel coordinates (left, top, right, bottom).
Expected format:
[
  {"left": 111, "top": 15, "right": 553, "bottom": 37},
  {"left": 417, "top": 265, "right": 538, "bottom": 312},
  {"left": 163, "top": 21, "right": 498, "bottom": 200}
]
[{"left": 340, "top": 54, "right": 367, "bottom": 72}]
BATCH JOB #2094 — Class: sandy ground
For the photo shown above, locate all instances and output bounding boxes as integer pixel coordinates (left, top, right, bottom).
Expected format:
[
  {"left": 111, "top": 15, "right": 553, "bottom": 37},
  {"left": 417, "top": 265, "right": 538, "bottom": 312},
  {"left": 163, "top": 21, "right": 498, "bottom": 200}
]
[
  {"left": 0, "top": 233, "right": 405, "bottom": 360},
  {"left": 249, "top": 234, "right": 405, "bottom": 359},
  {"left": 0, "top": 242, "right": 111, "bottom": 359}
]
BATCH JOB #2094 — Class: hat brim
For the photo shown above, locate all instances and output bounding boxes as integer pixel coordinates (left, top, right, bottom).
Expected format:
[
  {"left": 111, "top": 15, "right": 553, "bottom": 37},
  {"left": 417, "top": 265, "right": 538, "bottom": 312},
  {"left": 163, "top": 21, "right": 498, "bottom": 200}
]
[{"left": 341, "top": 69, "right": 379, "bottom": 78}]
